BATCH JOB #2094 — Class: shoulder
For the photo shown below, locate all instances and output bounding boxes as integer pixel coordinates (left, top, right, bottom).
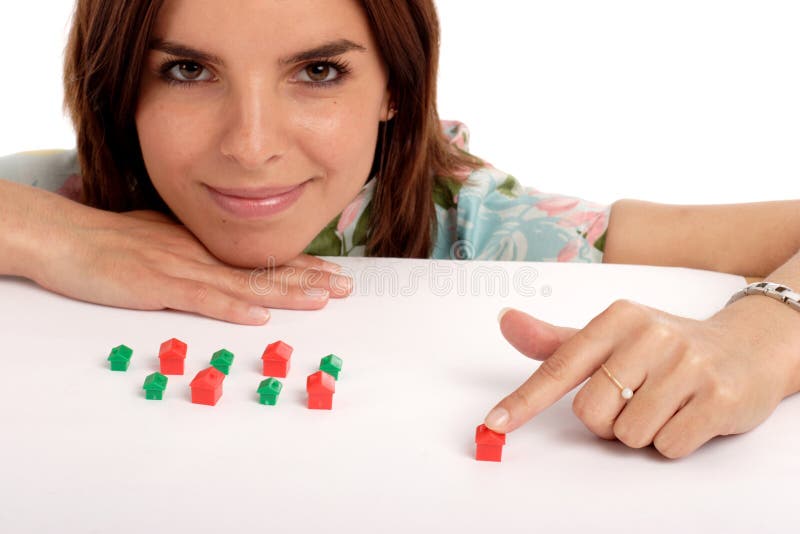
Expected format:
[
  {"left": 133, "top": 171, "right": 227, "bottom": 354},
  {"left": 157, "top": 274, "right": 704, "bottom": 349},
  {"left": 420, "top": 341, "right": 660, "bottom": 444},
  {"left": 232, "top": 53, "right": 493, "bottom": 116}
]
[
  {"left": 431, "top": 123, "right": 610, "bottom": 262},
  {"left": 0, "top": 148, "right": 82, "bottom": 200}
]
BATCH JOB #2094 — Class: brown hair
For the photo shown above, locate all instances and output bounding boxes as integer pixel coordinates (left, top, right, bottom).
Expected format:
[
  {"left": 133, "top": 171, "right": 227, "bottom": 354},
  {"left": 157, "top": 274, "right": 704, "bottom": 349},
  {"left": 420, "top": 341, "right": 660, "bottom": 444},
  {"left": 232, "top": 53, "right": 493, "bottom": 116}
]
[{"left": 63, "top": 0, "right": 481, "bottom": 258}]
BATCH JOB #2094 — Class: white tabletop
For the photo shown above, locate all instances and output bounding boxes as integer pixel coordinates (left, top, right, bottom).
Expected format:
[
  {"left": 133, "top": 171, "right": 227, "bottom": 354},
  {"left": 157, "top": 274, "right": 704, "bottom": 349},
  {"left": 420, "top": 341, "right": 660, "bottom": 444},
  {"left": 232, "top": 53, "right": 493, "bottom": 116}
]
[{"left": 1, "top": 258, "right": 796, "bottom": 533}]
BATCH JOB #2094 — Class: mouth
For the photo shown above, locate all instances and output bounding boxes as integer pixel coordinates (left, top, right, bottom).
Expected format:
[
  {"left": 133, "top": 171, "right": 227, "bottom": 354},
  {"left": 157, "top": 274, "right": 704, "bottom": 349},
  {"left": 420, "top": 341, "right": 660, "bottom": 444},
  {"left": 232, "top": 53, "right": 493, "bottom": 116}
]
[{"left": 205, "top": 179, "right": 311, "bottom": 219}]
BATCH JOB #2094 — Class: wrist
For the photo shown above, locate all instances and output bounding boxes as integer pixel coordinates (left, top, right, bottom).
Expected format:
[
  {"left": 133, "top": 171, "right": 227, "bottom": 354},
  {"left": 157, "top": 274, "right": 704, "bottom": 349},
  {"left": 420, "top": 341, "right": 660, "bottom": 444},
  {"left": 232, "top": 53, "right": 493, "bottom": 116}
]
[
  {"left": 0, "top": 180, "right": 38, "bottom": 278},
  {"left": 711, "top": 292, "right": 800, "bottom": 399},
  {"left": 0, "top": 180, "right": 82, "bottom": 282}
]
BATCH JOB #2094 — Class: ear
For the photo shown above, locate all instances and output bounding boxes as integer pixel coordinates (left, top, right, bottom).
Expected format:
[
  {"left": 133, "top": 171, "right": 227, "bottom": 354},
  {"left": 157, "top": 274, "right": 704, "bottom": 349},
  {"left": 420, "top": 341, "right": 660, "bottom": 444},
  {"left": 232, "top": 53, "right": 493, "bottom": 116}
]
[{"left": 380, "top": 88, "right": 396, "bottom": 121}]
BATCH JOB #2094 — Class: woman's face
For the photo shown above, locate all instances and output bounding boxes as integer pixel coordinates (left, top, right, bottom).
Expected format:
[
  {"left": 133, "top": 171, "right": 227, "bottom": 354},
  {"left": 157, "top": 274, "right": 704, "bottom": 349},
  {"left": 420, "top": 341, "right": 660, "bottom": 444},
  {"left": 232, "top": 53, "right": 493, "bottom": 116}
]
[{"left": 136, "top": 0, "right": 392, "bottom": 267}]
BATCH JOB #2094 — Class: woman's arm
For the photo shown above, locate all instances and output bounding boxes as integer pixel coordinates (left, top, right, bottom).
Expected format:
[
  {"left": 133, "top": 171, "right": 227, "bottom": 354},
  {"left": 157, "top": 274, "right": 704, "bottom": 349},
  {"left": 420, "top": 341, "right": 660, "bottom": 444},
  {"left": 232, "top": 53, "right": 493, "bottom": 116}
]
[
  {"left": 487, "top": 200, "right": 800, "bottom": 457},
  {"left": 603, "top": 197, "right": 800, "bottom": 394},
  {"left": 0, "top": 178, "right": 61, "bottom": 278},
  {"left": 0, "top": 179, "right": 352, "bottom": 323},
  {"left": 603, "top": 198, "right": 800, "bottom": 277}
]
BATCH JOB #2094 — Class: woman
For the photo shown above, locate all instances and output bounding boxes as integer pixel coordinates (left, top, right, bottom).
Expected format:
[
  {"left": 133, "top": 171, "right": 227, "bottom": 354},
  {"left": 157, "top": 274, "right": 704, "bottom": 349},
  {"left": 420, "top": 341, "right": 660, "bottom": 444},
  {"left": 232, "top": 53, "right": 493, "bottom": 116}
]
[{"left": 1, "top": 0, "right": 799, "bottom": 459}]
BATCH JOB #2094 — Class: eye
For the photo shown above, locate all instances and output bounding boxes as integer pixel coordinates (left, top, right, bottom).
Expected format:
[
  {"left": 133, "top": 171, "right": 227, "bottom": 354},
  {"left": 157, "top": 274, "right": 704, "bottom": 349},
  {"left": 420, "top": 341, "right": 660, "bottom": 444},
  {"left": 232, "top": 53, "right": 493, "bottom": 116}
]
[
  {"left": 159, "top": 60, "right": 214, "bottom": 84},
  {"left": 294, "top": 60, "right": 350, "bottom": 87}
]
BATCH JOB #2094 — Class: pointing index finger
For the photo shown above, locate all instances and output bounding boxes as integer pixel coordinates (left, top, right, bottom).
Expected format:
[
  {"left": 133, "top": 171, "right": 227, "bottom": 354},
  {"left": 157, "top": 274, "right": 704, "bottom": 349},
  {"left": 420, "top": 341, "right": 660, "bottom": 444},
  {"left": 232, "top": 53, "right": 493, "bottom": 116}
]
[{"left": 484, "top": 307, "right": 625, "bottom": 433}]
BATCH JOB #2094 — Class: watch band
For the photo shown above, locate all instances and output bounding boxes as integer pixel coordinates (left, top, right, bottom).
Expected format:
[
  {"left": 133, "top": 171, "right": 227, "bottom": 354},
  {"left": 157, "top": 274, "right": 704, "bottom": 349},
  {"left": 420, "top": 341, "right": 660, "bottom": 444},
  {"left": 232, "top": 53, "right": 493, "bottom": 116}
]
[{"left": 726, "top": 281, "right": 800, "bottom": 312}]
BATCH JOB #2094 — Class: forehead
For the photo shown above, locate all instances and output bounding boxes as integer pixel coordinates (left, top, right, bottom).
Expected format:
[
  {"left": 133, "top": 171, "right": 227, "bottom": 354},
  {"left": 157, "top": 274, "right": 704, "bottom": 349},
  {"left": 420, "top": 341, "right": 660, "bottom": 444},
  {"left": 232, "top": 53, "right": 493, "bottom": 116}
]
[{"left": 152, "top": 0, "right": 375, "bottom": 59}]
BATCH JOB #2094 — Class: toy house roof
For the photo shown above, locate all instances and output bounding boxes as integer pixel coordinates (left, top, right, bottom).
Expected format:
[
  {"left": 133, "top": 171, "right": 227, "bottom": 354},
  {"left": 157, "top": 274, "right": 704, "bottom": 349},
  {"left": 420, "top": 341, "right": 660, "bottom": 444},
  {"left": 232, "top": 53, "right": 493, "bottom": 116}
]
[
  {"left": 159, "top": 338, "right": 187, "bottom": 359},
  {"left": 257, "top": 378, "right": 283, "bottom": 395},
  {"left": 307, "top": 370, "right": 335, "bottom": 394},
  {"left": 190, "top": 367, "right": 225, "bottom": 389},
  {"left": 262, "top": 340, "right": 293, "bottom": 362},
  {"left": 475, "top": 424, "right": 506, "bottom": 445},
  {"left": 143, "top": 372, "right": 168, "bottom": 391}
]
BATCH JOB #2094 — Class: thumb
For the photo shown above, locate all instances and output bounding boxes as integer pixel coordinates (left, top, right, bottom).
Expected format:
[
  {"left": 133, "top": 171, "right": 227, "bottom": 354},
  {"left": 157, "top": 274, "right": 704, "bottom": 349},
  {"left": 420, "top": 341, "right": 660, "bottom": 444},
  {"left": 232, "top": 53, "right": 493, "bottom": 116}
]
[{"left": 497, "top": 307, "right": 578, "bottom": 360}]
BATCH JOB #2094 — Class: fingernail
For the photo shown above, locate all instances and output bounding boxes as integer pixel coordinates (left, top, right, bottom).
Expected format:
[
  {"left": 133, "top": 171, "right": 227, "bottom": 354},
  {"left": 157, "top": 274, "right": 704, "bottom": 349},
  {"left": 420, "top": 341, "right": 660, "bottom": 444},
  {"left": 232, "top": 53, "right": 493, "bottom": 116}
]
[
  {"left": 331, "top": 274, "right": 353, "bottom": 291},
  {"left": 497, "top": 307, "right": 514, "bottom": 324},
  {"left": 248, "top": 306, "right": 270, "bottom": 322},
  {"left": 485, "top": 407, "right": 509, "bottom": 429}
]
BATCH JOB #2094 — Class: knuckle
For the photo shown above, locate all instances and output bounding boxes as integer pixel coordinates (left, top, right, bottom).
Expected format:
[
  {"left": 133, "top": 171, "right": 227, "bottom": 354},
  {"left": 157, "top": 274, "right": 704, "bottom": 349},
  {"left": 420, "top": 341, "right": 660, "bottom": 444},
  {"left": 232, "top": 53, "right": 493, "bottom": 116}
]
[
  {"left": 707, "top": 380, "right": 738, "bottom": 409},
  {"left": 678, "top": 350, "right": 713, "bottom": 377},
  {"left": 613, "top": 423, "right": 649, "bottom": 449},
  {"left": 190, "top": 283, "right": 211, "bottom": 306},
  {"left": 653, "top": 438, "right": 685, "bottom": 459},
  {"left": 607, "top": 298, "right": 634, "bottom": 314},
  {"left": 572, "top": 392, "right": 615, "bottom": 440},
  {"left": 644, "top": 321, "right": 678, "bottom": 345},
  {"left": 538, "top": 355, "right": 570, "bottom": 383},
  {"left": 571, "top": 391, "right": 589, "bottom": 419},
  {"left": 505, "top": 388, "right": 533, "bottom": 412},
  {"left": 606, "top": 298, "right": 647, "bottom": 321},
  {"left": 226, "top": 269, "right": 250, "bottom": 294}
]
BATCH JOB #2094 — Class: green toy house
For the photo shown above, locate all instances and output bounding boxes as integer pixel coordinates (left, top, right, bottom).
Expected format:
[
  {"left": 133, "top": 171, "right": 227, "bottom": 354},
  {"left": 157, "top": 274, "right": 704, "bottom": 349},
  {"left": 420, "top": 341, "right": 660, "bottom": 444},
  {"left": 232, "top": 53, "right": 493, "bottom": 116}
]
[
  {"left": 210, "top": 349, "right": 235, "bottom": 375},
  {"left": 142, "top": 372, "right": 168, "bottom": 400},
  {"left": 320, "top": 354, "right": 343, "bottom": 380},
  {"left": 107, "top": 344, "right": 133, "bottom": 371},
  {"left": 257, "top": 378, "right": 283, "bottom": 405}
]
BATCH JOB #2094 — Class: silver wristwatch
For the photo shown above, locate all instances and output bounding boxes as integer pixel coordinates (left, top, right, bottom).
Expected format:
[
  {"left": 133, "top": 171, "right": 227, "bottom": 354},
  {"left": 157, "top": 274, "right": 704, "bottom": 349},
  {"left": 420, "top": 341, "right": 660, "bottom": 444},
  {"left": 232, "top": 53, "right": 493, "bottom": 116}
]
[{"left": 726, "top": 281, "right": 800, "bottom": 312}]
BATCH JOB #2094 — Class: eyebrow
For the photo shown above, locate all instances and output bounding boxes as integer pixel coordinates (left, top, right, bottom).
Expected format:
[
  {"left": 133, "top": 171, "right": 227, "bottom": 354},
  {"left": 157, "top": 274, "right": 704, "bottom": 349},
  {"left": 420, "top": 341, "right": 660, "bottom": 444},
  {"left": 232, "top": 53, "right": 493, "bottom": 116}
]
[{"left": 148, "top": 38, "right": 367, "bottom": 67}]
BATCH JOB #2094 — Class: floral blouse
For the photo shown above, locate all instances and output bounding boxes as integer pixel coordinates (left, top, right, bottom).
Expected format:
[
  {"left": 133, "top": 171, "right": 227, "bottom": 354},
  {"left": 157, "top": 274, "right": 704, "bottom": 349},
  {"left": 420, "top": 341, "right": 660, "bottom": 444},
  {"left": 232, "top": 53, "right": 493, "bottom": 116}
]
[{"left": 0, "top": 121, "right": 610, "bottom": 262}]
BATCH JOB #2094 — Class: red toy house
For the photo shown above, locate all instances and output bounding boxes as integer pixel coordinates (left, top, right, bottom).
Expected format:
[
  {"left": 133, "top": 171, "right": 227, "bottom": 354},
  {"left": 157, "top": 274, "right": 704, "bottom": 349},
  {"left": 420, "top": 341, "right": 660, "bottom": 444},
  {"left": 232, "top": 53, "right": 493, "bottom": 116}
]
[
  {"left": 159, "top": 338, "right": 187, "bottom": 375},
  {"left": 190, "top": 367, "right": 225, "bottom": 406},
  {"left": 306, "top": 370, "right": 335, "bottom": 410},
  {"left": 262, "top": 340, "right": 293, "bottom": 378},
  {"left": 475, "top": 424, "right": 506, "bottom": 462}
]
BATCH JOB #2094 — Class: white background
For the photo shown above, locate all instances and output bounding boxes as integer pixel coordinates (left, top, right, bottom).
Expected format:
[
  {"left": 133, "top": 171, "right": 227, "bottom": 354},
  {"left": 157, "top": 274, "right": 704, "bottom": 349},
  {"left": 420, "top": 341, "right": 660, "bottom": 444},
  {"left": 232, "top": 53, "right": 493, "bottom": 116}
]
[{"left": 0, "top": 0, "right": 798, "bottom": 205}]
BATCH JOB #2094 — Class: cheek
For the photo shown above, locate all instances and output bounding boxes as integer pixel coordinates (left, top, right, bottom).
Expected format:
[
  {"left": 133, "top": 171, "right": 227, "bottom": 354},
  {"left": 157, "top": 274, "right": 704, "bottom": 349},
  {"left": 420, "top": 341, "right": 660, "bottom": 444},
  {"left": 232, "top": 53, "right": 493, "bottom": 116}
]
[
  {"left": 292, "top": 100, "right": 379, "bottom": 182},
  {"left": 135, "top": 93, "right": 212, "bottom": 195}
]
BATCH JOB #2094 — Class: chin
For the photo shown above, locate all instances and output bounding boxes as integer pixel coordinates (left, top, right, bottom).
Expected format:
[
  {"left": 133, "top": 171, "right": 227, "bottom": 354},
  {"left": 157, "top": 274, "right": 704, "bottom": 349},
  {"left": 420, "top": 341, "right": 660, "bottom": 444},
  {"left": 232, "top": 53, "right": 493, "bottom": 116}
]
[{"left": 204, "top": 236, "right": 307, "bottom": 269}]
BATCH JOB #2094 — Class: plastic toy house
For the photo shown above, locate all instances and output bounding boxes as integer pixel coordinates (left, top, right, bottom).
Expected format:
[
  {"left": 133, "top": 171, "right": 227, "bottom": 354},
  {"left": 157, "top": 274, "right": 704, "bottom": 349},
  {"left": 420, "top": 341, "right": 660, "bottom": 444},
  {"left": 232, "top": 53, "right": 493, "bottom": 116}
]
[
  {"left": 262, "top": 340, "right": 293, "bottom": 378},
  {"left": 159, "top": 338, "right": 187, "bottom": 375},
  {"left": 319, "top": 354, "right": 343, "bottom": 380},
  {"left": 108, "top": 344, "right": 133, "bottom": 371},
  {"left": 257, "top": 378, "right": 283, "bottom": 405},
  {"left": 142, "top": 372, "right": 168, "bottom": 400},
  {"left": 475, "top": 424, "right": 506, "bottom": 462},
  {"left": 190, "top": 367, "right": 225, "bottom": 406},
  {"left": 306, "top": 370, "right": 335, "bottom": 410},
  {"left": 210, "top": 349, "right": 235, "bottom": 375}
]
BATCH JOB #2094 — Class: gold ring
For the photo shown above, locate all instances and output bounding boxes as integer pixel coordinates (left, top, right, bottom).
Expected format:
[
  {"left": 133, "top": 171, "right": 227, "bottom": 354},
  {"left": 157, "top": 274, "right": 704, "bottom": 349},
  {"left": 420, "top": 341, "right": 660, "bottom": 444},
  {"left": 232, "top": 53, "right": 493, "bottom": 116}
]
[{"left": 600, "top": 363, "right": 634, "bottom": 400}]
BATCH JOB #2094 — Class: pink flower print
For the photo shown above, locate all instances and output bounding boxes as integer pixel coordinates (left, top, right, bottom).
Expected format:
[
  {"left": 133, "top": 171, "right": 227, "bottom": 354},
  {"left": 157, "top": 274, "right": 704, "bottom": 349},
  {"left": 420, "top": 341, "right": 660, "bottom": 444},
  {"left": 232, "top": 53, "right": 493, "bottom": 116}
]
[
  {"left": 535, "top": 196, "right": 579, "bottom": 216},
  {"left": 440, "top": 120, "right": 470, "bottom": 150},
  {"left": 337, "top": 189, "right": 368, "bottom": 234},
  {"left": 556, "top": 209, "right": 603, "bottom": 229},
  {"left": 557, "top": 239, "right": 580, "bottom": 262}
]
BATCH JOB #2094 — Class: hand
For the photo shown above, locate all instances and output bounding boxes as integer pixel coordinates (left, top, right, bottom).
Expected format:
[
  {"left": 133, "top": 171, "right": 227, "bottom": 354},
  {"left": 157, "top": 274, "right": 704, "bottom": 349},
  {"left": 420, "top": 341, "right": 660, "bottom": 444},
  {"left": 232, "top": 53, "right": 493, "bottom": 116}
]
[
  {"left": 485, "top": 299, "right": 798, "bottom": 458},
  {"left": 12, "top": 188, "right": 352, "bottom": 324}
]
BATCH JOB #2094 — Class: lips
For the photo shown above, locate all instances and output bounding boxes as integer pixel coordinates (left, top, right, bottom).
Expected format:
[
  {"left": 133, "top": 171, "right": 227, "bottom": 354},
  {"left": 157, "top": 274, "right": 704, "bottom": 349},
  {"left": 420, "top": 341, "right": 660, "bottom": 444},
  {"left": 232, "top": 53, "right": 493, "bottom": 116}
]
[
  {"left": 208, "top": 183, "right": 304, "bottom": 199},
  {"left": 205, "top": 179, "right": 310, "bottom": 219}
]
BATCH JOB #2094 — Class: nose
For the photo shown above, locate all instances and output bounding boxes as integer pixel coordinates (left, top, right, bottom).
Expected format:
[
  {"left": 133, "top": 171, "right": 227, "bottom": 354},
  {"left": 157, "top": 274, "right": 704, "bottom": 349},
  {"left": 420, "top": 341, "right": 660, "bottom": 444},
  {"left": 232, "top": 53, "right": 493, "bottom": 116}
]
[{"left": 219, "top": 80, "right": 287, "bottom": 171}]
